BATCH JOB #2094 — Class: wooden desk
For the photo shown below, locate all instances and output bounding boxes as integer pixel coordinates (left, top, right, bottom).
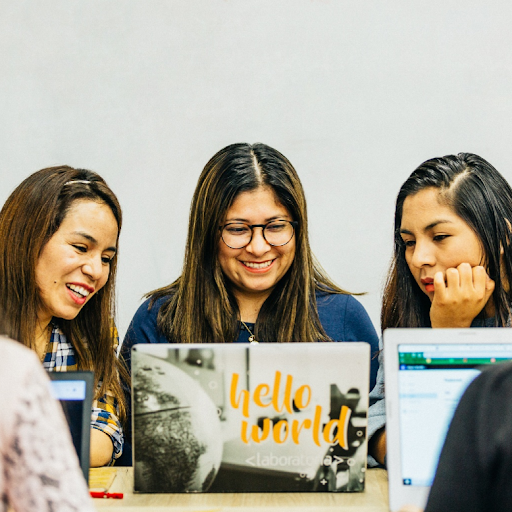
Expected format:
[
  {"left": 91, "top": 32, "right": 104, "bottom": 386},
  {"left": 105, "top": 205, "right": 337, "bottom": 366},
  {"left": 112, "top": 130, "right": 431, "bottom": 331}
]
[{"left": 93, "top": 467, "right": 389, "bottom": 511}]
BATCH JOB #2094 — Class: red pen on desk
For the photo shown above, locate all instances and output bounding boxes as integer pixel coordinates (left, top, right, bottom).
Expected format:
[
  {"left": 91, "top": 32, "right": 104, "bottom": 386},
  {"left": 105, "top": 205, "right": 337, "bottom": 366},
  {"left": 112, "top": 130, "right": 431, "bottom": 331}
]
[{"left": 90, "top": 492, "right": 123, "bottom": 499}]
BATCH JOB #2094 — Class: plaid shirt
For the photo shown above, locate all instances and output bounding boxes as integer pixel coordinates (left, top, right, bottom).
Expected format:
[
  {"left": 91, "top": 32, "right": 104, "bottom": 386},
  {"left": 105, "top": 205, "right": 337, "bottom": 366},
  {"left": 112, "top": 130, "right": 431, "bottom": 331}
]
[{"left": 42, "top": 325, "right": 123, "bottom": 462}]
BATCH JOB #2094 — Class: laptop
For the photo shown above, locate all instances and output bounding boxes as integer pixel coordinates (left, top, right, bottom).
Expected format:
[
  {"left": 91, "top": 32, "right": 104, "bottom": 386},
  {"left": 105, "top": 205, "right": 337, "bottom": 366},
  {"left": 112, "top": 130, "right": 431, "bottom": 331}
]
[
  {"left": 385, "top": 328, "right": 512, "bottom": 511},
  {"left": 48, "top": 371, "right": 94, "bottom": 483},
  {"left": 131, "top": 342, "right": 370, "bottom": 493}
]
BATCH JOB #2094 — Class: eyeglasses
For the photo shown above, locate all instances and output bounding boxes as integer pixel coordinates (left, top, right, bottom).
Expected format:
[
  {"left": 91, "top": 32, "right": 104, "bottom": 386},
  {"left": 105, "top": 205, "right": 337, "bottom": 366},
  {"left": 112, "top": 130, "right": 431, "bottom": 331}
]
[{"left": 220, "top": 220, "right": 298, "bottom": 249}]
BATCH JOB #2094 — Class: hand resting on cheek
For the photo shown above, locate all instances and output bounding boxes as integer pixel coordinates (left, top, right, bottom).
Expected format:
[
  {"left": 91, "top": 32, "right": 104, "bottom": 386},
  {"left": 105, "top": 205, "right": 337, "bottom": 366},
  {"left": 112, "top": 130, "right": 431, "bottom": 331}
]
[{"left": 429, "top": 263, "right": 495, "bottom": 328}]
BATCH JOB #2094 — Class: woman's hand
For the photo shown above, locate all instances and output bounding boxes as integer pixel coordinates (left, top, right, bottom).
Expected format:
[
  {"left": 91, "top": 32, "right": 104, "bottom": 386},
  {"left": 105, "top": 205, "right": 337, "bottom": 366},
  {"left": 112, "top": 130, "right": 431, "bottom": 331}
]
[{"left": 430, "top": 263, "right": 495, "bottom": 328}]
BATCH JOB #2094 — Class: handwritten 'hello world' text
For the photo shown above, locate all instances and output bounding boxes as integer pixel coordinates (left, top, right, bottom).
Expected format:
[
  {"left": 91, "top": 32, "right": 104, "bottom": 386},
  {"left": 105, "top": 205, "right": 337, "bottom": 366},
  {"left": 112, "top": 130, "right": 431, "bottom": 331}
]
[{"left": 229, "top": 371, "right": 351, "bottom": 448}]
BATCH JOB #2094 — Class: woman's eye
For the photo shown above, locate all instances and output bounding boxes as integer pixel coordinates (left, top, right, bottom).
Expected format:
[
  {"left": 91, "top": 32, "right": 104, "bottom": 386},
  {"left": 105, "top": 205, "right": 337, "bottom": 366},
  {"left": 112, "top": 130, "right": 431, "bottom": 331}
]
[
  {"left": 433, "top": 234, "right": 449, "bottom": 242},
  {"left": 266, "top": 222, "right": 286, "bottom": 232},
  {"left": 73, "top": 245, "right": 87, "bottom": 253},
  {"left": 402, "top": 240, "right": 415, "bottom": 247},
  {"left": 226, "top": 225, "right": 250, "bottom": 235},
  {"left": 102, "top": 256, "right": 113, "bottom": 264}
]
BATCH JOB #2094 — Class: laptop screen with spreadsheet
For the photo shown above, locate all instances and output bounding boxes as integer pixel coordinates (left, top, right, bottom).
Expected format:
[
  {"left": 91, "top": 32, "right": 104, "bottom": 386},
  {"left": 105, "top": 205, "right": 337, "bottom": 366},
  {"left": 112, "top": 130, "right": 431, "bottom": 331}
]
[{"left": 385, "top": 328, "right": 512, "bottom": 512}]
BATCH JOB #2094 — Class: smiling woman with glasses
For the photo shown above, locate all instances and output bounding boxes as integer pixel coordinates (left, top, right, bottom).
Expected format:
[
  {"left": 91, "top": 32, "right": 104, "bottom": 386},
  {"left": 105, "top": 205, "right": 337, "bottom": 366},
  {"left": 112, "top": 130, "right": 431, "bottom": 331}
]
[
  {"left": 122, "top": 142, "right": 383, "bottom": 464},
  {"left": 123, "top": 142, "right": 379, "bottom": 385},
  {"left": 123, "top": 143, "right": 378, "bottom": 380}
]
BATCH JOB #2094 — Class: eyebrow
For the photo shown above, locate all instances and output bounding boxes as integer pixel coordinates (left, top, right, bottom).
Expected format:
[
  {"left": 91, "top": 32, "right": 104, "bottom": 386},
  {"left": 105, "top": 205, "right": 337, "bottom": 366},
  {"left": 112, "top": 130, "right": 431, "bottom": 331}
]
[
  {"left": 73, "top": 231, "right": 117, "bottom": 253},
  {"left": 225, "top": 215, "right": 290, "bottom": 223},
  {"left": 400, "top": 219, "right": 454, "bottom": 235}
]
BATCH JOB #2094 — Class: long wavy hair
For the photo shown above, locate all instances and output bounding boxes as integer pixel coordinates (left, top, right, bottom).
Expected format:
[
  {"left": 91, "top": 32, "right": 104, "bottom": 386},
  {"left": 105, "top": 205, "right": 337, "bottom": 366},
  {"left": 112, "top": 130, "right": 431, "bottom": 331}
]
[
  {"left": 150, "top": 142, "right": 349, "bottom": 342},
  {"left": 0, "top": 166, "right": 128, "bottom": 420},
  {"left": 382, "top": 153, "right": 512, "bottom": 330}
]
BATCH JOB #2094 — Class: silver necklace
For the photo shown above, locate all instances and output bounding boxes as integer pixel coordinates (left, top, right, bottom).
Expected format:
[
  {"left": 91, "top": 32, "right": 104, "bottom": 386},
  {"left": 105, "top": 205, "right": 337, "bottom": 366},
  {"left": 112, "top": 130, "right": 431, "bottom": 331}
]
[{"left": 240, "top": 320, "right": 258, "bottom": 344}]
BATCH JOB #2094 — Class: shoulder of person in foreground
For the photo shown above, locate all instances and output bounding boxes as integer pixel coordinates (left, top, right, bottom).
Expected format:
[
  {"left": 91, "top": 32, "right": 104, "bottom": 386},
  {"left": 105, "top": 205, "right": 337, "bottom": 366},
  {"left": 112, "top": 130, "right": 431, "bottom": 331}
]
[
  {"left": 0, "top": 336, "right": 94, "bottom": 512},
  {"left": 425, "top": 361, "right": 512, "bottom": 512}
]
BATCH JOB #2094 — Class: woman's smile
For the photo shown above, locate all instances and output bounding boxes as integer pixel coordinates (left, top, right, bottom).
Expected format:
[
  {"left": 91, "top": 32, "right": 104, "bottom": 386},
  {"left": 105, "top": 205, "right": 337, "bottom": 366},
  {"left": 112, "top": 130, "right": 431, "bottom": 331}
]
[
  {"left": 66, "top": 282, "right": 95, "bottom": 304},
  {"left": 239, "top": 259, "right": 275, "bottom": 271}
]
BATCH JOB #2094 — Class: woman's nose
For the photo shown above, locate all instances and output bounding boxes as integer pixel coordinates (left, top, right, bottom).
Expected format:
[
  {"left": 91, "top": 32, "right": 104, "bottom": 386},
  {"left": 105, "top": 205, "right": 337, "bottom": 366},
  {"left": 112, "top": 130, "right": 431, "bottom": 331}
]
[
  {"left": 245, "top": 228, "right": 271, "bottom": 256},
  {"left": 410, "top": 240, "right": 436, "bottom": 268},
  {"left": 82, "top": 255, "right": 103, "bottom": 280}
]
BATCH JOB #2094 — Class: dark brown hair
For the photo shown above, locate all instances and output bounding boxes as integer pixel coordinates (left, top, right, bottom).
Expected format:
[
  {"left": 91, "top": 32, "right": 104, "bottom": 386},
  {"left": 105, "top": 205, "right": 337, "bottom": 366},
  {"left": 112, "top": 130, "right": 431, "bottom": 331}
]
[
  {"left": 0, "top": 165, "right": 128, "bottom": 419},
  {"left": 150, "top": 142, "right": 349, "bottom": 343},
  {"left": 382, "top": 153, "right": 512, "bottom": 330}
]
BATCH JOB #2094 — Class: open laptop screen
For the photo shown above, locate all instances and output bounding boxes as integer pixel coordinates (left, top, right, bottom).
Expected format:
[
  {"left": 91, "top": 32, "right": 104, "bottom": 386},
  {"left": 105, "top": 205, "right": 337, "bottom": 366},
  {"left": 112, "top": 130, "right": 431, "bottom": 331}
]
[
  {"left": 48, "top": 371, "right": 94, "bottom": 483},
  {"left": 397, "top": 343, "right": 512, "bottom": 487},
  {"left": 385, "top": 329, "right": 512, "bottom": 512}
]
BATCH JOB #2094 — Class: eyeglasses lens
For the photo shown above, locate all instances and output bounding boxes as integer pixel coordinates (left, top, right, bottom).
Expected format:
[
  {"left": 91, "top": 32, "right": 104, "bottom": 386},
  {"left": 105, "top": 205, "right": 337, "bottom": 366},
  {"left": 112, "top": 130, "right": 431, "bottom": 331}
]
[{"left": 263, "top": 221, "right": 294, "bottom": 246}]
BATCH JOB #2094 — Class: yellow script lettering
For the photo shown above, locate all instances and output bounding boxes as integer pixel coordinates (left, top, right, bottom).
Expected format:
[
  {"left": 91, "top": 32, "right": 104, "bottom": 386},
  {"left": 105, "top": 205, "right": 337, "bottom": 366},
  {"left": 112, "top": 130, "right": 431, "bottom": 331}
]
[{"left": 230, "top": 373, "right": 250, "bottom": 418}]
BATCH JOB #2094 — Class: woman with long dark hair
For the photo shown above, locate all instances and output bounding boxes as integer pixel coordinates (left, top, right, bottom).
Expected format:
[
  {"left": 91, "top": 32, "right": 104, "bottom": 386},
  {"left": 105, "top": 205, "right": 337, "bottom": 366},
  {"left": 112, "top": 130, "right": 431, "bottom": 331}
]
[
  {"left": 382, "top": 152, "right": 511, "bottom": 329},
  {"left": 377, "top": 153, "right": 512, "bottom": 509},
  {"left": 0, "top": 166, "right": 128, "bottom": 466},
  {"left": 123, "top": 142, "right": 383, "bottom": 462}
]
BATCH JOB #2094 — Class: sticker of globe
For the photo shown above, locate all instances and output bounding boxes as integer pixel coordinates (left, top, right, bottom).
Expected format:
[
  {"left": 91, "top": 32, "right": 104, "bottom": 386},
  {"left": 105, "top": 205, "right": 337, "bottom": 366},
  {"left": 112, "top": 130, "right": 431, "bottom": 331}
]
[{"left": 133, "top": 350, "right": 223, "bottom": 493}]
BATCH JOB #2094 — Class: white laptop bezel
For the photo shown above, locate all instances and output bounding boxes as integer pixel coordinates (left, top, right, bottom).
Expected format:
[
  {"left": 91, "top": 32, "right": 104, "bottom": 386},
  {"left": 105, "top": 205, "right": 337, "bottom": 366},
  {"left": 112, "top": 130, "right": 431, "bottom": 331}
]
[{"left": 384, "top": 327, "right": 512, "bottom": 512}]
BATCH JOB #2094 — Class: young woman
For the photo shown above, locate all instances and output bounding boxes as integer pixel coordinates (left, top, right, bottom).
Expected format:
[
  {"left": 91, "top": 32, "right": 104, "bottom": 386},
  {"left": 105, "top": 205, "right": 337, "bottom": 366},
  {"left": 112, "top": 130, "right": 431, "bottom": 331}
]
[
  {"left": 0, "top": 166, "right": 128, "bottom": 467},
  {"left": 377, "top": 152, "right": 512, "bottom": 505},
  {"left": 382, "top": 152, "right": 511, "bottom": 329},
  {"left": 123, "top": 142, "right": 383, "bottom": 461}
]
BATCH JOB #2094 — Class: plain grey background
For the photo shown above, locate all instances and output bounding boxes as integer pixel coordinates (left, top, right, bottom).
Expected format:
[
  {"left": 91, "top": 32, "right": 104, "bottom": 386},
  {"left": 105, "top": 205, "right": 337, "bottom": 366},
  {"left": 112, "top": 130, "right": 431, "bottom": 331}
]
[{"left": 1, "top": 1, "right": 511, "bottom": 339}]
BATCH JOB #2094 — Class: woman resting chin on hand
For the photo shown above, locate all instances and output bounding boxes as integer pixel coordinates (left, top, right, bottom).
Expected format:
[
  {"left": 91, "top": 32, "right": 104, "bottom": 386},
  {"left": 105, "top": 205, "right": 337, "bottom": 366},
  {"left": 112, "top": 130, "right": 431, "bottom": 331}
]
[
  {"left": 385, "top": 153, "right": 512, "bottom": 330},
  {"left": 381, "top": 153, "right": 512, "bottom": 512}
]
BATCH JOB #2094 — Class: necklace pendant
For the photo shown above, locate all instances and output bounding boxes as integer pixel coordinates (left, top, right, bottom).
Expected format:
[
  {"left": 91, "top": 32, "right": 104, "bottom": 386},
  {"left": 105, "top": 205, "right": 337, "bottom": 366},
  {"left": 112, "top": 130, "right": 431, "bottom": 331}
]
[{"left": 248, "top": 335, "right": 255, "bottom": 342}]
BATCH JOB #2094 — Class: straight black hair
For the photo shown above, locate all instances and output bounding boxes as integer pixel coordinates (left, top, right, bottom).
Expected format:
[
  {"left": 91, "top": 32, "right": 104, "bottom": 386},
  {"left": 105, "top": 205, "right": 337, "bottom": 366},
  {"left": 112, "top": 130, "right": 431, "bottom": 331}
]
[{"left": 382, "top": 153, "right": 512, "bottom": 329}]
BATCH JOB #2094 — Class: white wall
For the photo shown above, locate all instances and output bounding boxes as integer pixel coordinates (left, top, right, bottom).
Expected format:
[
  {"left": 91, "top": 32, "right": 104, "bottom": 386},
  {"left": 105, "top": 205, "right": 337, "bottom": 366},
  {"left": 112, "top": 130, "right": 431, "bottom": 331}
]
[{"left": 1, "top": 1, "right": 511, "bottom": 338}]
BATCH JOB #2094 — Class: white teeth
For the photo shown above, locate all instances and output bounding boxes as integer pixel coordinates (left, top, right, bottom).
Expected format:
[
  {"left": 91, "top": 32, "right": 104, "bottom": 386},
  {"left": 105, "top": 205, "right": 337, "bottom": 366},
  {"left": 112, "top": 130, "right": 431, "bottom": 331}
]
[
  {"left": 243, "top": 260, "right": 273, "bottom": 269},
  {"left": 67, "top": 284, "right": 91, "bottom": 298}
]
